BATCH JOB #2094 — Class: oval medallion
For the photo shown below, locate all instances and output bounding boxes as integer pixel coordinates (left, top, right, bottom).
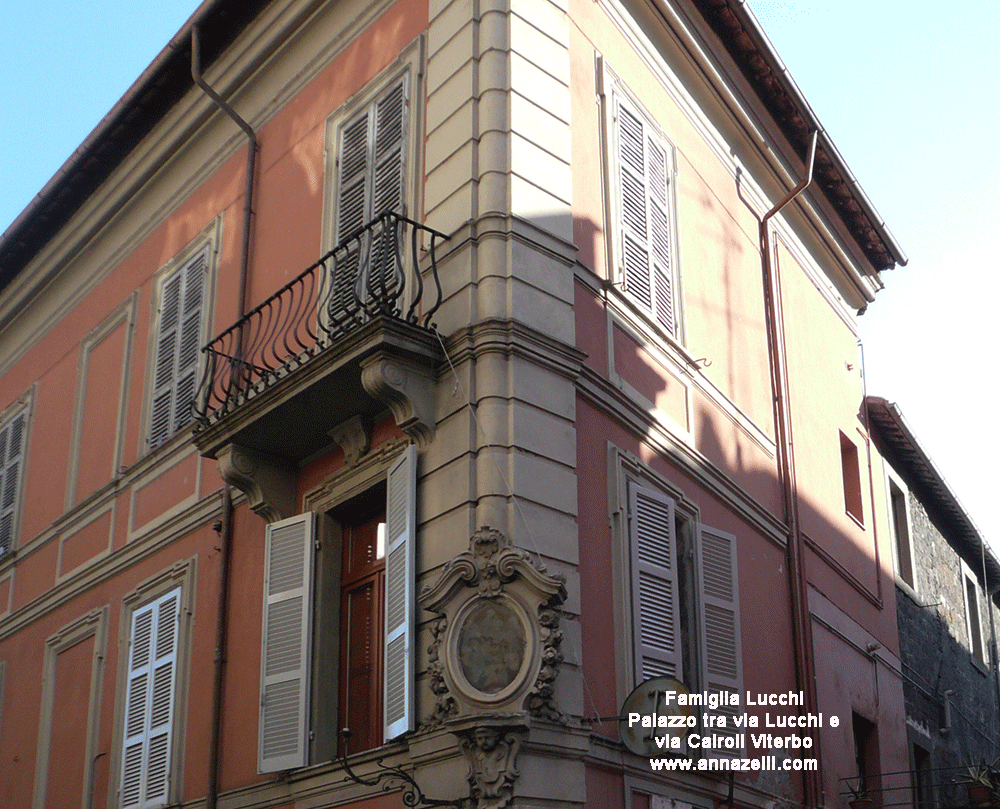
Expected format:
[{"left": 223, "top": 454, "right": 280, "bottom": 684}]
[{"left": 456, "top": 600, "right": 526, "bottom": 695}]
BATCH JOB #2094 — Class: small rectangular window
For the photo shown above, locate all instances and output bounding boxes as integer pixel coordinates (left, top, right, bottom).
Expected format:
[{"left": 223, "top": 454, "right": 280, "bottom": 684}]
[
  {"left": 840, "top": 431, "right": 864, "bottom": 524},
  {"left": 852, "top": 712, "right": 878, "bottom": 799},
  {"left": 889, "top": 480, "right": 913, "bottom": 587},
  {"left": 964, "top": 572, "right": 986, "bottom": 664}
]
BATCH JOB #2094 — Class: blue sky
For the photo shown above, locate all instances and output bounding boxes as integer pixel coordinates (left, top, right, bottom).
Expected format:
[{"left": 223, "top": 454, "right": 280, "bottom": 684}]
[
  {"left": 746, "top": 0, "right": 1000, "bottom": 555},
  {"left": 2, "top": 1, "right": 997, "bottom": 553}
]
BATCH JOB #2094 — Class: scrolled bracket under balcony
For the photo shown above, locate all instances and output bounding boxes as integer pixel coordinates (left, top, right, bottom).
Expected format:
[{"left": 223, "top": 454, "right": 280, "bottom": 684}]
[
  {"left": 360, "top": 352, "right": 438, "bottom": 448},
  {"left": 193, "top": 213, "right": 448, "bottom": 467},
  {"left": 217, "top": 444, "right": 295, "bottom": 524}
]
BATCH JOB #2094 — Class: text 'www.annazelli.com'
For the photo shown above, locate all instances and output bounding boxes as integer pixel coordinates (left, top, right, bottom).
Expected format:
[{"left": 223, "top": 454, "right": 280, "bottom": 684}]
[{"left": 649, "top": 756, "right": 819, "bottom": 772}]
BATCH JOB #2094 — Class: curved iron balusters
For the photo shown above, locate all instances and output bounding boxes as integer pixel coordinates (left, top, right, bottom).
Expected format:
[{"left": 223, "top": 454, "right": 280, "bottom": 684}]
[{"left": 193, "top": 212, "right": 448, "bottom": 426}]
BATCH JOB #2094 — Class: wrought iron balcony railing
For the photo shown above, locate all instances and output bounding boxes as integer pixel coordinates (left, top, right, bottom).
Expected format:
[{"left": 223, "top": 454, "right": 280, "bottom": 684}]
[{"left": 194, "top": 211, "right": 448, "bottom": 425}]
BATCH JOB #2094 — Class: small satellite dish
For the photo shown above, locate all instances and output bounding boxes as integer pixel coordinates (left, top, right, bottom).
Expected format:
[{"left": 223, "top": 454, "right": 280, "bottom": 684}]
[{"left": 619, "top": 676, "right": 694, "bottom": 757}]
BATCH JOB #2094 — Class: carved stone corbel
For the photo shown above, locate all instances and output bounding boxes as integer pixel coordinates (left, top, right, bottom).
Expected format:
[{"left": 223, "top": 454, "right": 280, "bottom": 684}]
[
  {"left": 328, "top": 415, "right": 370, "bottom": 467},
  {"left": 216, "top": 443, "right": 295, "bottom": 524},
  {"left": 359, "top": 352, "right": 436, "bottom": 447}
]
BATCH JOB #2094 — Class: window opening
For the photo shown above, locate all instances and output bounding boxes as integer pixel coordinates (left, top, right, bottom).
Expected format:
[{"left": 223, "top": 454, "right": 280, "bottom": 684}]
[
  {"left": 964, "top": 574, "right": 985, "bottom": 663},
  {"left": 889, "top": 480, "right": 913, "bottom": 586},
  {"left": 840, "top": 432, "right": 864, "bottom": 524},
  {"left": 334, "top": 483, "right": 387, "bottom": 756}
]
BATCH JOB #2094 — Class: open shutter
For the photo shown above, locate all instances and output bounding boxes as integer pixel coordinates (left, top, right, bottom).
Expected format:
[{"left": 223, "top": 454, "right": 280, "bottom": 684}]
[
  {"left": 149, "top": 251, "right": 206, "bottom": 447},
  {"left": 149, "top": 273, "right": 182, "bottom": 448},
  {"left": 173, "top": 250, "right": 207, "bottom": 433},
  {"left": 616, "top": 97, "right": 675, "bottom": 335},
  {"left": 646, "top": 136, "right": 674, "bottom": 334},
  {"left": 384, "top": 443, "right": 416, "bottom": 741},
  {"left": 259, "top": 513, "right": 315, "bottom": 772},
  {"left": 0, "top": 411, "right": 26, "bottom": 556},
  {"left": 121, "top": 588, "right": 180, "bottom": 809},
  {"left": 629, "top": 482, "right": 682, "bottom": 683},
  {"left": 697, "top": 525, "right": 744, "bottom": 757}
]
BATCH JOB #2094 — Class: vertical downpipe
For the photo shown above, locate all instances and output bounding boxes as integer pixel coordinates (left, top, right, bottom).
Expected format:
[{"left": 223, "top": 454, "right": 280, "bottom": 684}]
[
  {"left": 760, "top": 130, "right": 820, "bottom": 809},
  {"left": 191, "top": 23, "right": 257, "bottom": 809}
]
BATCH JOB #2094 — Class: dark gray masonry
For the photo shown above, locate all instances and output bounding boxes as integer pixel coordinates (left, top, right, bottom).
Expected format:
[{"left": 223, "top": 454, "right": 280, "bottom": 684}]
[{"left": 868, "top": 397, "right": 1000, "bottom": 809}]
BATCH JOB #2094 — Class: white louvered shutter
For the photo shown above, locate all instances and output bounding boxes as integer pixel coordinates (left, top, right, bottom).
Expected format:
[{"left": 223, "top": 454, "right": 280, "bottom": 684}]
[
  {"left": 697, "top": 525, "right": 744, "bottom": 757},
  {"left": 174, "top": 251, "right": 206, "bottom": 433},
  {"left": 0, "top": 410, "right": 27, "bottom": 557},
  {"left": 332, "top": 77, "right": 408, "bottom": 318},
  {"left": 383, "top": 443, "right": 416, "bottom": 741},
  {"left": 629, "top": 482, "right": 682, "bottom": 683},
  {"left": 150, "top": 250, "right": 207, "bottom": 448},
  {"left": 121, "top": 588, "right": 181, "bottom": 809},
  {"left": 332, "top": 110, "right": 371, "bottom": 318},
  {"left": 259, "top": 513, "right": 315, "bottom": 772},
  {"left": 616, "top": 97, "right": 675, "bottom": 335}
]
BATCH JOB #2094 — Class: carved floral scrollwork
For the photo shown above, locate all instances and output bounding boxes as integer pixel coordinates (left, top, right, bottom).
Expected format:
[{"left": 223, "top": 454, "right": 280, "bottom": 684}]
[
  {"left": 523, "top": 606, "right": 565, "bottom": 722},
  {"left": 419, "top": 526, "right": 569, "bottom": 727},
  {"left": 426, "top": 616, "right": 458, "bottom": 728}
]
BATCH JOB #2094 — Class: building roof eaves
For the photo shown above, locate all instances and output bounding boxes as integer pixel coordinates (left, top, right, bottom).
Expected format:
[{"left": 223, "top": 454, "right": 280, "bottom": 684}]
[
  {"left": 691, "top": 0, "right": 908, "bottom": 273},
  {"left": 865, "top": 395, "right": 999, "bottom": 594},
  {"left": 0, "top": 0, "right": 269, "bottom": 289}
]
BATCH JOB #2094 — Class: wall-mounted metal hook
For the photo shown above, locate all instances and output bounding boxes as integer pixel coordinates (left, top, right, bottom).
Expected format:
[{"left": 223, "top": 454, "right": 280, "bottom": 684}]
[{"left": 337, "top": 728, "right": 464, "bottom": 809}]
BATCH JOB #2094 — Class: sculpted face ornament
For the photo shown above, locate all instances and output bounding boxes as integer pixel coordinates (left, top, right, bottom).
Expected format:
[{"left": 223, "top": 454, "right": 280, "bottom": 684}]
[{"left": 459, "top": 726, "right": 521, "bottom": 809}]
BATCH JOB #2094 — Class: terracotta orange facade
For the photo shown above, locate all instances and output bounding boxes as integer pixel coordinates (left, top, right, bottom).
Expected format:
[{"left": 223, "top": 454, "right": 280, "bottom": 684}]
[{"left": 0, "top": 1, "right": 915, "bottom": 808}]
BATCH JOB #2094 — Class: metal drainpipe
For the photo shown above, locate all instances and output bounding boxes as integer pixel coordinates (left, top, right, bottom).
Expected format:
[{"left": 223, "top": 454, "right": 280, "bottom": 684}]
[
  {"left": 759, "top": 129, "right": 820, "bottom": 809},
  {"left": 191, "top": 23, "right": 257, "bottom": 809}
]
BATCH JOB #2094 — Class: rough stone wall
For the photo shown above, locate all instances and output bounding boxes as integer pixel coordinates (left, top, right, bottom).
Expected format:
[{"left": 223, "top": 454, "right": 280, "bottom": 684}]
[{"left": 896, "top": 495, "right": 1000, "bottom": 804}]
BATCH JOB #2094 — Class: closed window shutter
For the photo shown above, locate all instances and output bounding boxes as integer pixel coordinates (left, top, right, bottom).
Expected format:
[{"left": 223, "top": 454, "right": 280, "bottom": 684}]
[
  {"left": 696, "top": 525, "right": 744, "bottom": 757},
  {"left": 150, "top": 250, "right": 207, "bottom": 447},
  {"left": 616, "top": 97, "right": 675, "bottom": 335},
  {"left": 628, "top": 482, "right": 682, "bottom": 684},
  {"left": 332, "top": 77, "right": 408, "bottom": 318},
  {"left": 0, "top": 411, "right": 27, "bottom": 556},
  {"left": 383, "top": 443, "right": 416, "bottom": 741},
  {"left": 259, "top": 513, "right": 315, "bottom": 772},
  {"left": 372, "top": 79, "right": 407, "bottom": 217},
  {"left": 121, "top": 588, "right": 180, "bottom": 809}
]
